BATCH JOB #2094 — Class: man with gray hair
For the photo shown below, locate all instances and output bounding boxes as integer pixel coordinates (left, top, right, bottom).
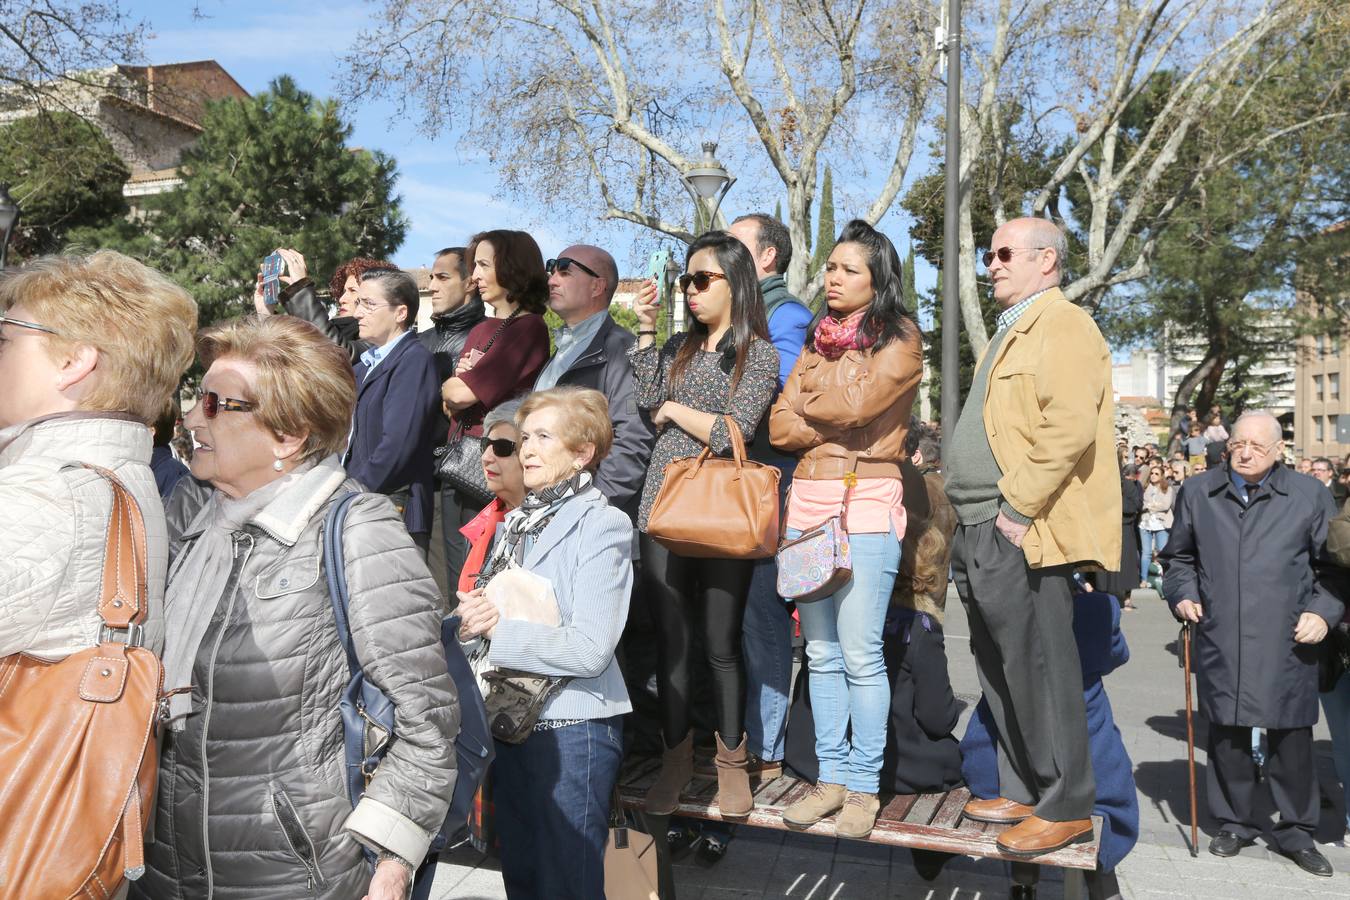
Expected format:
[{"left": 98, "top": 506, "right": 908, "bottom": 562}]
[{"left": 1161, "top": 410, "right": 1342, "bottom": 876}]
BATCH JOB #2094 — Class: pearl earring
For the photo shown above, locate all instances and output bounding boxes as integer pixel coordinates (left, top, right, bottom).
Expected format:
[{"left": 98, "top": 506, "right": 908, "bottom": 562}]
[{"left": 273, "top": 458, "right": 284, "bottom": 472}]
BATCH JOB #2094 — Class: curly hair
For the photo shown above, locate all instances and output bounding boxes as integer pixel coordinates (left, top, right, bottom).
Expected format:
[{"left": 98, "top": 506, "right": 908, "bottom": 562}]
[{"left": 328, "top": 256, "right": 396, "bottom": 307}]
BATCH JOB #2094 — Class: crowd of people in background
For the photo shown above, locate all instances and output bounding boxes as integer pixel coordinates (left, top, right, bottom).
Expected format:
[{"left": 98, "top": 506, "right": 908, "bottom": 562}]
[{"left": 2, "top": 210, "right": 1349, "bottom": 900}]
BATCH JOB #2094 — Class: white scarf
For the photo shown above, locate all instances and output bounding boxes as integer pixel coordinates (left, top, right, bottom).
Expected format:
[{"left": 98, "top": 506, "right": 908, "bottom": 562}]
[{"left": 160, "top": 464, "right": 313, "bottom": 729}]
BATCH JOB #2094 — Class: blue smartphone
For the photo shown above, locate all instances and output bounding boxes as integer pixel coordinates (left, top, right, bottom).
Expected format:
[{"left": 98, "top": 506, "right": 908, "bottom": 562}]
[
  {"left": 261, "top": 252, "right": 284, "bottom": 306},
  {"left": 647, "top": 249, "right": 672, "bottom": 306}
]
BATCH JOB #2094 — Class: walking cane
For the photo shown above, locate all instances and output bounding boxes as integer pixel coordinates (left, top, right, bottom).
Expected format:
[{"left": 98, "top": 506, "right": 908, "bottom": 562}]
[{"left": 1181, "top": 621, "right": 1199, "bottom": 858}]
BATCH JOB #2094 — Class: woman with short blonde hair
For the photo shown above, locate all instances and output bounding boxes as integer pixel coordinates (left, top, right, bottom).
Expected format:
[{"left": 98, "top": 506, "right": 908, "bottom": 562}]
[
  {"left": 0, "top": 251, "right": 196, "bottom": 896},
  {"left": 137, "top": 316, "right": 457, "bottom": 900},
  {"left": 515, "top": 385, "right": 615, "bottom": 467}
]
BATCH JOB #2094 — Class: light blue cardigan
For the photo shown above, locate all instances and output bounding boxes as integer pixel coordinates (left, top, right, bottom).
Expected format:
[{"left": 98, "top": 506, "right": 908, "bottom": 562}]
[{"left": 488, "top": 486, "right": 634, "bottom": 721}]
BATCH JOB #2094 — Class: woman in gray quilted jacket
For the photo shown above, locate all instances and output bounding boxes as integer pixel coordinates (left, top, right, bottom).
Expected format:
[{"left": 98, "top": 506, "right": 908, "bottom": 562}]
[{"left": 135, "top": 316, "right": 457, "bottom": 900}]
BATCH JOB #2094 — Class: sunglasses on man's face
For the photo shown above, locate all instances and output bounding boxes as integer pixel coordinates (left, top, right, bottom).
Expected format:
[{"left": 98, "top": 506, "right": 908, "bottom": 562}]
[
  {"left": 981, "top": 246, "right": 1049, "bottom": 268},
  {"left": 545, "top": 257, "right": 601, "bottom": 278},
  {"left": 200, "top": 391, "right": 256, "bottom": 419},
  {"left": 679, "top": 271, "right": 728, "bottom": 294},
  {"left": 481, "top": 436, "right": 518, "bottom": 457}
]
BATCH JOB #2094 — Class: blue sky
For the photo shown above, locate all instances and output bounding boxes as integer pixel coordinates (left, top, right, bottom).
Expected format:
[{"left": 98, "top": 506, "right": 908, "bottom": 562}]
[{"left": 127, "top": 0, "right": 937, "bottom": 296}]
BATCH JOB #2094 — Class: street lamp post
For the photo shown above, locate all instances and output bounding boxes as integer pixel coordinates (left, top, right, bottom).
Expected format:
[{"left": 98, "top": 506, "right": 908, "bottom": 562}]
[
  {"left": 664, "top": 252, "right": 681, "bottom": 338},
  {"left": 0, "top": 184, "right": 20, "bottom": 271},
  {"left": 681, "top": 142, "right": 735, "bottom": 235}
]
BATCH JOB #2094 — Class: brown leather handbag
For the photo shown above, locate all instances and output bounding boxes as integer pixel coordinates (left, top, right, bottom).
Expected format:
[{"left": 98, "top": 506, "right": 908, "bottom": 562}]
[
  {"left": 647, "top": 415, "right": 780, "bottom": 559},
  {"left": 0, "top": 467, "right": 162, "bottom": 898}
]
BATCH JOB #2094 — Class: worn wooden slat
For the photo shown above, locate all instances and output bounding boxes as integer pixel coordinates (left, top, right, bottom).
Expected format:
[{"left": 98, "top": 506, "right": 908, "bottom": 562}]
[
  {"left": 903, "top": 792, "right": 942, "bottom": 825},
  {"left": 616, "top": 760, "right": 1102, "bottom": 870},
  {"left": 930, "top": 787, "right": 970, "bottom": 830},
  {"left": 879, "top": 793, "right": 917, "bottom": 822}
]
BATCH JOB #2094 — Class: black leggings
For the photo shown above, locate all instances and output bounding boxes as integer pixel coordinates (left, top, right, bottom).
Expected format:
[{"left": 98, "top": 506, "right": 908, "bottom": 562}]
[{"left": 640, "top": 534, "right": 754, "bottom": 747}]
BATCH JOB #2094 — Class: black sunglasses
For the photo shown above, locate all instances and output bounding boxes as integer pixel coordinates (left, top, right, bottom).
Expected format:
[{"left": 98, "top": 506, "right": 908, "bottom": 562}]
[
  {"left": 545, "top": 257, "right": 601, "bottom": 278},
  {"left": 981, "top": 246, "right": 1048, "bottom": 268},
  {"left": 481, "top": 436, "right": 518, "bottom": 457},
  {"left": 679, "top": 271, "right": 728, "bottom": 294},
  {"left": 201, "top": 391, "right": 256, "bottom": 419}
]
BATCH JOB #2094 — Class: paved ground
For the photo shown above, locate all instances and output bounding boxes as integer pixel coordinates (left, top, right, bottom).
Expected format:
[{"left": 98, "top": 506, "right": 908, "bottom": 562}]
[{"left": 429, "top": 588, "right": 1350, "bottom": 898}]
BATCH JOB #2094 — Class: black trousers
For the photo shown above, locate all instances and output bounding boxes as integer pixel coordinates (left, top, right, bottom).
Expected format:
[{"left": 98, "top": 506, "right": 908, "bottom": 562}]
[
  {"left": 640, "top": 534, "right": 753, "bottom": 746},
  {"left": 951, "top": 518, "right": 1096, "bottom": 821},
  {"left": 1206, "top": 722, "right": 1317, "bottom": 852}
]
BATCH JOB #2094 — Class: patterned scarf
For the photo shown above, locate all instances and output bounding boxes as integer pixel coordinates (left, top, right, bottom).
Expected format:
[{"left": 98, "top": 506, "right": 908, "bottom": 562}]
[
  {"left": 813, "top": 309, "right": 876, "bottom": 360},
  {"left": 476, "top": 470, "right": 593, "bottom": 588}
]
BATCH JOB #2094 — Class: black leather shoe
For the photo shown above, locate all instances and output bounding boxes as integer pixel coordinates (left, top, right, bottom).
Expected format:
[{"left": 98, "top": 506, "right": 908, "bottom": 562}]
[
  {"left": 1286, "top": 847, "right": 1333, "bottom": 877},
  {"left": 1208, "top": 831, "right": 1252, "bottom": 858}
]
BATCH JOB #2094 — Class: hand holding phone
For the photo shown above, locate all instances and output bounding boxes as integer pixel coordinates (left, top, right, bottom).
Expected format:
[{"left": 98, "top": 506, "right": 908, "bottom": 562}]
[{"left": 260, "top": 252, "right": 285, "bottom": 307}]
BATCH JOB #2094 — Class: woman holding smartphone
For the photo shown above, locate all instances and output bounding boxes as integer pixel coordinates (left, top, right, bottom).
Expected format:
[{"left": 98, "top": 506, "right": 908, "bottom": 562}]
[
  {"left": 770, "top": 220, "right": 923, "bottom": 839},
  {"left": 629, "top": 231, "right": 779, "bottom": 819}
]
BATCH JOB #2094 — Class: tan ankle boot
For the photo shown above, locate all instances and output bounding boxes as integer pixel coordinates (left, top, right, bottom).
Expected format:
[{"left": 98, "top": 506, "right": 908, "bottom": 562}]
[
  {"left": 645, "top": 733, "right": 693, "bottom": 815},
  {"left": 714, "top": 733, "right": 753, "bottom": 817},
  {"left": 782, "top": 781, "right": 847, "bottom": 827},
  {"left": 835, "top": 791, "right": 881, "bottom": 839}
]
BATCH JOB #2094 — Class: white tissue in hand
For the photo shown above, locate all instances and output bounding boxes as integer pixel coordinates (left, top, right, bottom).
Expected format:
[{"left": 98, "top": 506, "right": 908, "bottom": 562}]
[{"left": 484, "top": 567, "right": 560, "bottom": 626}]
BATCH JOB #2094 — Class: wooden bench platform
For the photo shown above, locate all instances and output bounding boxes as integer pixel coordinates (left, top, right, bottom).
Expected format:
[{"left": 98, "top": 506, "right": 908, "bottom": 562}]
[{"left": 617, "top": 756, "right": 1101, "bottom": 897}]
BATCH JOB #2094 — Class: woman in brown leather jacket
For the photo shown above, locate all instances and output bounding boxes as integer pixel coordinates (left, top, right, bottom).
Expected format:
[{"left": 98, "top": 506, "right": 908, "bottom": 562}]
[{"left": 769, "top": 219, "right": 923, "bottom": 839}]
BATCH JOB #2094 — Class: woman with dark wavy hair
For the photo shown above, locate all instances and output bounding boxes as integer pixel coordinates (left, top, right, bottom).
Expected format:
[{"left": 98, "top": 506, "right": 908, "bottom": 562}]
[
  {"left": 770, "top": 219, "right": 924, "bottom": 839},
  {"left": 629, "top": 231, "right": 779, "bottom": 818}
]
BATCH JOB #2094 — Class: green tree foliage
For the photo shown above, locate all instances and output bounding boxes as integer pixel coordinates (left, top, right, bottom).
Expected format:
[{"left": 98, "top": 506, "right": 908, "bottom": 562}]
[
  {"left": 809, "top": 166, "right": 835, "bottom": 282},
  {"left": 0, "top": 112, "right": 129, "bottom": 259},
  {"left": 77, "top": 76, "right": 407, "bottom": 325}
]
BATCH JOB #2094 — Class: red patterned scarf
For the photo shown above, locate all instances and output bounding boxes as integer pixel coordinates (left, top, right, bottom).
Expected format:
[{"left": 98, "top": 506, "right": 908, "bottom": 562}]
[{"left": 813, "top": 309, "right": 875, "bottom": 360}]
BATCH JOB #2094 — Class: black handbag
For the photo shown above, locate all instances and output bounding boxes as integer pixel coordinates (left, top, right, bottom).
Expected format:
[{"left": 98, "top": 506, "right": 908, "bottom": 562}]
[
  {"left": 434, "top": 310, "right": 520, "bottom": 505},
  {"left": 1319, "top": 620, "right": 1350, "bottom": 693},
  {"left": 481, "top": 669, "right": 571, "bottom": 744},
  {"left": 435, "top": 429, "right": 492, "bottom": 506}
]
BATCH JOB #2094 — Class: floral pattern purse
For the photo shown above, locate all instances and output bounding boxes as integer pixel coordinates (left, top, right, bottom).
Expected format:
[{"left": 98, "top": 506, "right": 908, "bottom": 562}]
[{"left": 776, "top": 475, "right": 855, "bottom": 602}]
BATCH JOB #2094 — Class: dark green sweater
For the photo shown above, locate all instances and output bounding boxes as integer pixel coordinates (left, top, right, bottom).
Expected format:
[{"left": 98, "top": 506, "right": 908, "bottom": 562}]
[{"left": 943, "top": 328, "right": 1030, "bottom": 526}]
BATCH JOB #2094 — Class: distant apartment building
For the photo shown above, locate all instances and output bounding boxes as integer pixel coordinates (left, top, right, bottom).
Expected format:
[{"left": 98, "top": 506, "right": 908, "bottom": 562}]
[
  {"left": 1293, "top": 222, "right": 1350, "bottom": 458},
  {"left": 0, "top": 61, "right": 249, "bottom": 203}
]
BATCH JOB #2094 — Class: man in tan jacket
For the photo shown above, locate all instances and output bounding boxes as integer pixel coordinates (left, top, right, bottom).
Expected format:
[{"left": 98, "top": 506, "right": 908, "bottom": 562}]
[{"left": 944, "top": 217, "right": 1120, "bottom": 857}]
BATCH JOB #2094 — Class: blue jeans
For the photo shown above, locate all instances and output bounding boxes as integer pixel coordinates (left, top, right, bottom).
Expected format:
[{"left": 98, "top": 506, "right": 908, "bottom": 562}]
[
  {"left": 1139, "top": 527, "right": 1168, "bottom": 582},
  {"left": 1322, "top": 673, "right": 1350, "bottom": 833},
  {"left": 743, "top": 475, "right": 795, "bottom": 762},
  {"left": 492, "top": 716, "right": 624, "bottom": 900},
  {"left": 793, "top": 525, "right": 901, "bottom": 793}
]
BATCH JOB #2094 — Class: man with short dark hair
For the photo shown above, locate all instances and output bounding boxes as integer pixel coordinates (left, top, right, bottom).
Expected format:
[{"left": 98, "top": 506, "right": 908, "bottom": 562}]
[
  {"left": 1162, "top": 411, "right": 1341, "bottom": 876},
  {"left": 346, "top": 267, "right": 441, "bottom": 554},
  {"left": 420, "top": 247, "right": 487, "bottom": 597},
  {"left": 420, "top": 247, "right": 486, "bottom": 381},
  {"left": 727, "top": 212, "right": 815, "bottom": 777}
]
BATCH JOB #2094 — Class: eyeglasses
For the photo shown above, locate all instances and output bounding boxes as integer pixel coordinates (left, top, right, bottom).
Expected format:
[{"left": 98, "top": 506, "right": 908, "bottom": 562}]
[
  {"left": 0, "top": 314, "right": 61, "bottom": 336},
  {"left": 354, "top": 297, "right": 392, "bottom": 312},
  {"left": 679, "top": 271, "right": 728, "bottom": 294},
  {"left": 1227, "top": 439, "right": 1280, "bottom": 455},
  {"left": 981, "top": 246, "right": 1049, "bottom": 268},
  {"left": 200, "top": 391, "right": 256, "bottom": 419},
  {"left": 481, "top": 436, "right": 517, "bottom": 457},
  {"left": 546, "top": 257, "right": 601, "bottom": 278}
]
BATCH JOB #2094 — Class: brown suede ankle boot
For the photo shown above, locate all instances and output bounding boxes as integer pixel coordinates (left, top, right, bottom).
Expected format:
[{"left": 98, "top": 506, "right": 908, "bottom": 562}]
[
  {"left": 714, "top": 733, "right": 753, "bottom": 817},
  {"left": 645, "top": 733, "right": 693, "bottom": 815}
]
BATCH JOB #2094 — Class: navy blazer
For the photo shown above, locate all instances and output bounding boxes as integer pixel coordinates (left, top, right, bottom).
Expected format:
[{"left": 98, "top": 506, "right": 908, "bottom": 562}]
[{"left": 346, "top": 333, "right": 441, "bottom": 534}]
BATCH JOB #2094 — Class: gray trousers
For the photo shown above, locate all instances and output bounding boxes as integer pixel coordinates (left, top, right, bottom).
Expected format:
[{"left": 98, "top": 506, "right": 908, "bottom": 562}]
[{"left": 951, "top": 517, "right": 1096, "bottom": 821}]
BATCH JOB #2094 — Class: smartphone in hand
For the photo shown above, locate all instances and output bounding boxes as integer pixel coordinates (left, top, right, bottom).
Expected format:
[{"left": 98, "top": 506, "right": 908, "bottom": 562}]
[
  {"left": 261, "top": 252, "right": 285, "bottom": 306},
  {"left": 647, "top": 250, "right": 672, "bottom": 306}
]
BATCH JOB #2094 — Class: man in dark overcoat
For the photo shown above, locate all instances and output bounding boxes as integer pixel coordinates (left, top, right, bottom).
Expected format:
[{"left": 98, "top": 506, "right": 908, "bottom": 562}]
[{"left": 1161, "top": 411, "right": 1343, "bottom": 877}]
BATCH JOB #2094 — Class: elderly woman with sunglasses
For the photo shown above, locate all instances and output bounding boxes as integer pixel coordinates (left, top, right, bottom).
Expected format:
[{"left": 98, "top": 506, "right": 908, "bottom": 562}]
[
  {"left": 135, "top": 316, "right": 457, "bottom": 900},
  {"left": 454, "top": 386, "right": 633, "bottom": 900},
  {"left": 456, "top": 399, "right": 528, "bottom": 593},
  {"left": 0, "top": 249, "right": 196, "bottom": 671}
]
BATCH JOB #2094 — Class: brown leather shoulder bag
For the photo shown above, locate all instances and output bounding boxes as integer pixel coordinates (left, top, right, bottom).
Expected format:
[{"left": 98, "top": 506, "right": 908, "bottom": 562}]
[
  {"left": 647, "top": 415, "right": 781, "bottom": 559},
  {"left": 0, "top": 466, "right": 161, "bottom": 899}
]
